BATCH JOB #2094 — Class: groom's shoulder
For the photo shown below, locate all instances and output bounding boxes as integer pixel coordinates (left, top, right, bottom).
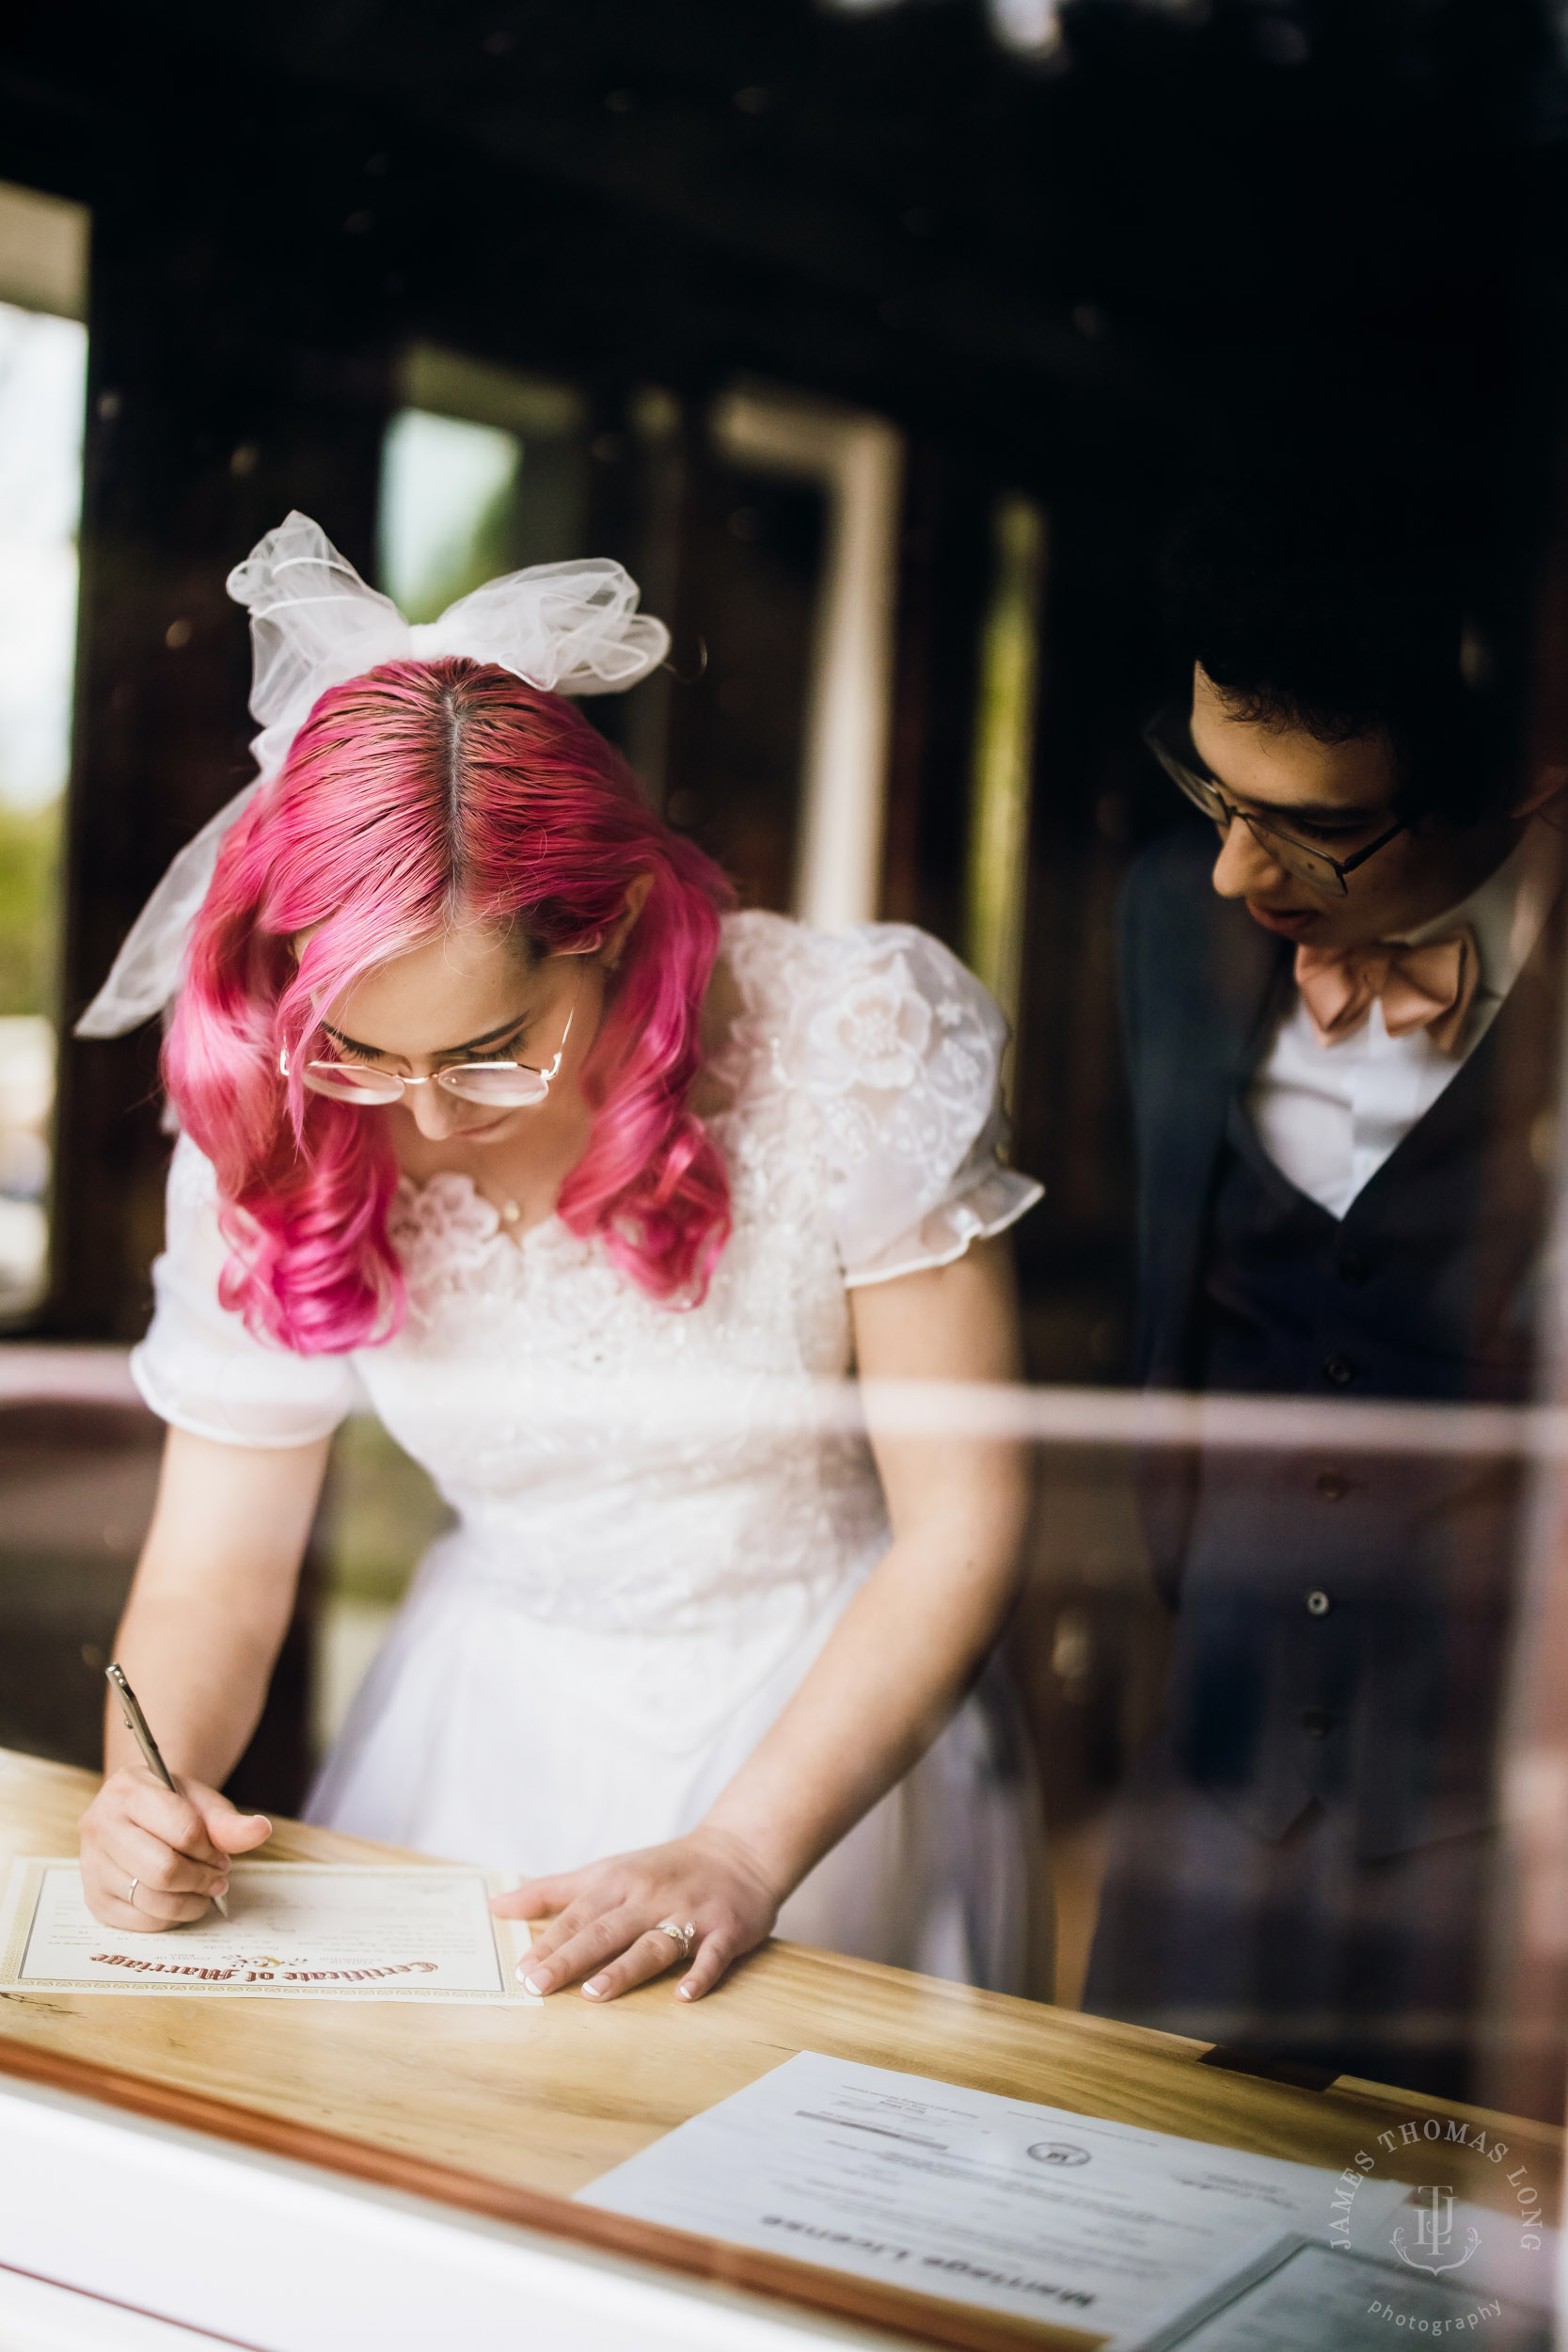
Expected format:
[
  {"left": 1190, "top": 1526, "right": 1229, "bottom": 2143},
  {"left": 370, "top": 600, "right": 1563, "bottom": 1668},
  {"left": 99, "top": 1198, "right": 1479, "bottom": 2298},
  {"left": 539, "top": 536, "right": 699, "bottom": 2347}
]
[
  {"left": 1120, "top": 825, "right": 1221, "bottom": 946},
  {"left": 1117, "top": 826, "right": 1282, "bottom": 1062},
  {"left": 1117, "top": 824, "right": 1233, "bottom": 1004}
]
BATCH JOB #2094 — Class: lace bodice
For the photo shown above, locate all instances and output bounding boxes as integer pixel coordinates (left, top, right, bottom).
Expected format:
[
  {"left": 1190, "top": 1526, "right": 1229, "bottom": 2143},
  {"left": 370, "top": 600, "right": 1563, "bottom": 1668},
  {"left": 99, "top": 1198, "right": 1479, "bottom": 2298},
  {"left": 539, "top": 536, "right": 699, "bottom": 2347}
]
[{"left": 134, "top": 914, "right": 1040, "bottom": 1664}]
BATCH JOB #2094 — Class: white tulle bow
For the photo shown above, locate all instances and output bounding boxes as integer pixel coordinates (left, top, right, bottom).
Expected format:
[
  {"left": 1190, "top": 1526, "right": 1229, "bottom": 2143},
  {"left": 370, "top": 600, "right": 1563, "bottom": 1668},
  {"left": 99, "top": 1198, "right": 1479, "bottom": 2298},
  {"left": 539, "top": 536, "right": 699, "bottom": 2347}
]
[{"left": 75, "top": 512, "right": 671, "bottom": 1039}]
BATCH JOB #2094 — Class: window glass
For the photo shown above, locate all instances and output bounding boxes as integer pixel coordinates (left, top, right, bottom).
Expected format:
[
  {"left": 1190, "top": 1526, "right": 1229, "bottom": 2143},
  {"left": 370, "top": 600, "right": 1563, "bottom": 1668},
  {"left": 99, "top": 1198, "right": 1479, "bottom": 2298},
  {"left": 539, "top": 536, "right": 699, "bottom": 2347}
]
[
  {"left": 0, "top": 282, "right": 87, "bottom": 1320},
  {"left": 378, "top": 409, "right": 521, "bottom": 623},
  {"left": 376, "top": 342, "right": 590, "bottom": 623}
]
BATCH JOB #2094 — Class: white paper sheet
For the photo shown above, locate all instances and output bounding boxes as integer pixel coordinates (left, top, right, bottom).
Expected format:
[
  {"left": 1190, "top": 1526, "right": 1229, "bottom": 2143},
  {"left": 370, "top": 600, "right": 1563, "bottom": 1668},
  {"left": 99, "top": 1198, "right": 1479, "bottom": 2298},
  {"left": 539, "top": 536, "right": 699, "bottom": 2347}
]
[
  {"left": 577, "top": 2051, "right": 1413, "bottom": 2347},
  {"left": 0, "top": 1856, "right": 533, "bottom": 2002}
]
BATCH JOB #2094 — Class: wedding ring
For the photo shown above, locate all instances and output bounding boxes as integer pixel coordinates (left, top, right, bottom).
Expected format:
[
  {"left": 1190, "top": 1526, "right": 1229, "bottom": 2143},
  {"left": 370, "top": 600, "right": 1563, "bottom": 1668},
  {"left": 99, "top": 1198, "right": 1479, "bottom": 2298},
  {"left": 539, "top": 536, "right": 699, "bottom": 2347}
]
[
  {"left": 656, "top": 1919, "right": 695, "bottom": 1962},
  {"left": 126, "top": 1877, "right": 138, "bottom": 1907}
]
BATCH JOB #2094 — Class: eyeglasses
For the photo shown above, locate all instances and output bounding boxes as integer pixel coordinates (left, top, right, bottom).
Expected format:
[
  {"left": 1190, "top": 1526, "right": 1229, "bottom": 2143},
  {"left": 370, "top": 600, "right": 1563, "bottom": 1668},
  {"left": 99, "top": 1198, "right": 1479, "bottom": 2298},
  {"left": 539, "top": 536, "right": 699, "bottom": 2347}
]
[
  {"left": 279, "top": 969, "right": 579, "bottom": 1109},
  {"left": 1141, "top": 707, "right": 1407, "bottom": 898}
]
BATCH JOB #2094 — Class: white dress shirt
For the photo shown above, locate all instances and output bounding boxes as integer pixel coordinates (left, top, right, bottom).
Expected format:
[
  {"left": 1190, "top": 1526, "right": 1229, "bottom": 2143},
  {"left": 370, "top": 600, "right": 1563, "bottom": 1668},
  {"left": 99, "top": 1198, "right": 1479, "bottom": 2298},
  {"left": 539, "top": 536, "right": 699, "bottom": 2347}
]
[{"left": 1248, "top": 818, "right": 1564, "bottom": 1219}]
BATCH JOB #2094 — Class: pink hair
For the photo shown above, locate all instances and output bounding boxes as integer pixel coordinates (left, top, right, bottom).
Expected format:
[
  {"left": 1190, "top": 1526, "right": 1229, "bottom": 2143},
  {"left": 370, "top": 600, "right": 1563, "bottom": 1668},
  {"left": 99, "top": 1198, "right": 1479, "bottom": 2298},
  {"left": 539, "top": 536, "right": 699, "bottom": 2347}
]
[{"left": 165, "top": 659, "right": 735, "bottom": 1354}]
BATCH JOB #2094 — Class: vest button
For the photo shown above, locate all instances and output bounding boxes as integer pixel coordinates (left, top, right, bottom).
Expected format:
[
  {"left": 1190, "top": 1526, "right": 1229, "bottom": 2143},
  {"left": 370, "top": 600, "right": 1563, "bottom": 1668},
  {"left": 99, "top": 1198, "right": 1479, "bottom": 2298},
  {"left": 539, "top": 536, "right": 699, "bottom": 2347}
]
[
  {"left": 1337, "top": 1250, "right": 1370, "bottom": 1287},
  {"left": 1306, "top": 1588, "right": 1333, "bottom": 1616},
  {"left": 1323, "top": 1354, "right": 1355, "bottom": 1386},
  {"left": 1316, "top": 1470, "right": 1350, "bottom": 1502},
  {"left": 1301, "top": 1706, "right": 1337, "bottom": 1738}
]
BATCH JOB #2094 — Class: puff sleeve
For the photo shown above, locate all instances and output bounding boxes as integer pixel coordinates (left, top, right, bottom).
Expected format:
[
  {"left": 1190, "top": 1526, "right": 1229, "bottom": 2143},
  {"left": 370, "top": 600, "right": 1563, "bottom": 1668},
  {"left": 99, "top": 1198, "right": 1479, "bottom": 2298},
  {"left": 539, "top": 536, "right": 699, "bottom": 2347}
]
[
  {"left": 786, "top": 922, "right": 1043, "bottom": 1287},
  {"left": 130, "top": 1135, "right": 362, "bottom": 1447}
]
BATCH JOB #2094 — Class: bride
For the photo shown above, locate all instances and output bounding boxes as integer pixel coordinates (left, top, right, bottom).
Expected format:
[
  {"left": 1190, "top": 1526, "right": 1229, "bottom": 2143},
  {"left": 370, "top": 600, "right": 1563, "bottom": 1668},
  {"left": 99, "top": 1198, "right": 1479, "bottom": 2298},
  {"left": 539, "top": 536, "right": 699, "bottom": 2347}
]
[{"left": 77, "top": 514, "right": 1045, "bottom": 2004}]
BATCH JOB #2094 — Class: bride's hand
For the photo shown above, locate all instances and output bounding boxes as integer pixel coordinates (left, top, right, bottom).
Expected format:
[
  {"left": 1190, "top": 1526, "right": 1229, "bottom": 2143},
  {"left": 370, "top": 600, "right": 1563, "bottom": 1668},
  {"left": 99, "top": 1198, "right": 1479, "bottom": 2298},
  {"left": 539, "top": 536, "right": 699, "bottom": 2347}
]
[
  {"left": 79, "top": 1765, "right": 271, "bottom": 1930},
  {"left": 489, "top": 1826, "right": 781, "bottom": 2003}
]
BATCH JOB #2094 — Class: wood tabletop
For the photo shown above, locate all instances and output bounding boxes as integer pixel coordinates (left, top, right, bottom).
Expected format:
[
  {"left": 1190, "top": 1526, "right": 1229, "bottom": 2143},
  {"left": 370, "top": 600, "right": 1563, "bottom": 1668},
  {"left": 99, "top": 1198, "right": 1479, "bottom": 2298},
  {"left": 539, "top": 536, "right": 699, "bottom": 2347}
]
[{"left": 0, "top": 1748, "right": 1559, "bottom": 2351}]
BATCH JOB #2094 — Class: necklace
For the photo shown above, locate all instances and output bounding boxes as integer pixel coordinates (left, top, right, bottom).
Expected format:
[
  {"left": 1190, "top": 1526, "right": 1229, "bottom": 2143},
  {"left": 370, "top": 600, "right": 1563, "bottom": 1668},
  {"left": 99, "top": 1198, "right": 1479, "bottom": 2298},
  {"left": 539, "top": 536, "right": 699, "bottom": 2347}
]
[{"left": 500, "top": 1199, "right": 521, "bottom": 1225}]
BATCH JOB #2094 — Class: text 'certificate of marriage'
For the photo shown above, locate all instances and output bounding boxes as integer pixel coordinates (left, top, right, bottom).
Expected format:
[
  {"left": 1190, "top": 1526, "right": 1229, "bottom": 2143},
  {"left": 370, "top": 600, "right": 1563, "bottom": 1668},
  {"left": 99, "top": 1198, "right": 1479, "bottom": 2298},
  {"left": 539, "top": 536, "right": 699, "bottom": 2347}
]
[
  {"left": 578, "top": 2051, "right": 1410, "bottom": 2347},
  {"left": 0, "top": 1858, "right": 532, "bottom": 2002}
]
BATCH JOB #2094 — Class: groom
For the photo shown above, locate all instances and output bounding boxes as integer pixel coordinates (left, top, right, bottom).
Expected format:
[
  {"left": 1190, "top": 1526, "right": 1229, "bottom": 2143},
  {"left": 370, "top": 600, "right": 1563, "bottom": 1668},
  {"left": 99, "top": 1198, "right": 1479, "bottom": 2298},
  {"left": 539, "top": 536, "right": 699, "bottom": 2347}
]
[{"left": 1081, "top": 465, "right": 1566, "bottom": 2103}]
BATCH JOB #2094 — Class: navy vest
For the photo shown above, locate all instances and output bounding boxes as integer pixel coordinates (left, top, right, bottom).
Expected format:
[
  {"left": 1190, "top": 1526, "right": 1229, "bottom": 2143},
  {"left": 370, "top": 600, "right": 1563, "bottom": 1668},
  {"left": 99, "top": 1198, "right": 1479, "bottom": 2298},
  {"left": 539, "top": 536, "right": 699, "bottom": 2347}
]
[{"left": 1155, "top": 916, "right": 1560, "bottom": 1858}]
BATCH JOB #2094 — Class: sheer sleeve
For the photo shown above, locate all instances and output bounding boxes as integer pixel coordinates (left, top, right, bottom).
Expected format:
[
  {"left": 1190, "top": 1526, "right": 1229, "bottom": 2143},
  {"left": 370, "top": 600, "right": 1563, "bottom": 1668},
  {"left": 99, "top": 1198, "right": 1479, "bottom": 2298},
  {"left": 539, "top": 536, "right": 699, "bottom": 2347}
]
[
  {"left": 130, "top": 1135, "right": 362, "bottom": 1447},
  {"left": 785, "top": 922, "right": 1043, "bottom": 1288}
]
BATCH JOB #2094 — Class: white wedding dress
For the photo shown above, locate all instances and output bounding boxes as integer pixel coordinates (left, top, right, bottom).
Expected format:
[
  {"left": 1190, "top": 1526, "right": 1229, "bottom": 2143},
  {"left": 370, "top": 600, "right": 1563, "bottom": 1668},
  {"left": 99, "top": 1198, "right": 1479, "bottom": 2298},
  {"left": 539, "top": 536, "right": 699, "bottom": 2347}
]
[{"left": 132, "top": 913, "right": 1045, "bottom": 1990}]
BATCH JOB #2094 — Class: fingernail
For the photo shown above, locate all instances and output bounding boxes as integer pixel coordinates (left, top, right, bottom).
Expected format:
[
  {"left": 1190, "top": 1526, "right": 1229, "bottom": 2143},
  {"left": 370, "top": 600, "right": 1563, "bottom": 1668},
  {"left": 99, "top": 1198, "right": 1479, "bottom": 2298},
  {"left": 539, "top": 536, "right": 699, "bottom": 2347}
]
[
  {"left": 678, "top": 1983, "right": 694, "bottom": 1999},
  {"left": 214, "top": 1881, "right": 230, "bottom": 1896},
  {"left": 523, "top": 1971, "right": 549, "bottom": 1995},
  {"left": 583, "top": 1978, "right": 606, "bottom": 1998}
]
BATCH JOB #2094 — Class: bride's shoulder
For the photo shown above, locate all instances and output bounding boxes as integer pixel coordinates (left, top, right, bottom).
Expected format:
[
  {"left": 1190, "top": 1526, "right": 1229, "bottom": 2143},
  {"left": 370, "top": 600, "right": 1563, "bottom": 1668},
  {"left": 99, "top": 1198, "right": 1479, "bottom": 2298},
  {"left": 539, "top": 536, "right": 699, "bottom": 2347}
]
[
  {"left": 706, "top": 914, "right": 1037, "bottom": 1276},
  {"left": 718, "top": 909, "right": 982, "bottom": 1007},
  {"left": 718, "top": 910, "right": 998, "bottom": 1036},
  {"left": 708, "top": 912, "right": 1007, "bottom": 1121},
  {"left": 716, "top": 907, "right": 820, "bottom": 995}
]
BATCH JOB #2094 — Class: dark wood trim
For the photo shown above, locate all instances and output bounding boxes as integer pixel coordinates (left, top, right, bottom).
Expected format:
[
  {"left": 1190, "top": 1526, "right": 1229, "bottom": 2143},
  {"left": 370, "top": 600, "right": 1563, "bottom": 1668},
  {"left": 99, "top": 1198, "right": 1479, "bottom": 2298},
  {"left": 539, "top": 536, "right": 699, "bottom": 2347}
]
[
  {"left": 1196, "top": 2046, "right": 1338, "bottom": 2094},
  {"left": 0, "top": 2035, "right": 1104, "bottom": 2352}
]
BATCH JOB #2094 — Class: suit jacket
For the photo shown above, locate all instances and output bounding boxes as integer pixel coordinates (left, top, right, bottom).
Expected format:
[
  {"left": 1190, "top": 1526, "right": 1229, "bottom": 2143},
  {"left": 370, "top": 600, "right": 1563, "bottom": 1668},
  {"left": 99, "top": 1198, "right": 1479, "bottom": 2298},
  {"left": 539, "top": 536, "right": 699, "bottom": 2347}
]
[
  {"left": 1119, "top": 823, "right": 1563, "bottom": 1858},
  {"left": 1120, "top": 825, "right": 1288, "bottom": 1397}
]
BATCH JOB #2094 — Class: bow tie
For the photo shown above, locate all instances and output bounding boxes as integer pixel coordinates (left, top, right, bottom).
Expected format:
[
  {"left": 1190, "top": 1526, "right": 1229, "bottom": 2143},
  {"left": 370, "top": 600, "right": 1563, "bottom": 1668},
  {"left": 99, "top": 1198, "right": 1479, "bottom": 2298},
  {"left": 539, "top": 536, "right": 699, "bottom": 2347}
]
[{"left": 1293, "top": 927, "right": 1481, "bottom": 1054}]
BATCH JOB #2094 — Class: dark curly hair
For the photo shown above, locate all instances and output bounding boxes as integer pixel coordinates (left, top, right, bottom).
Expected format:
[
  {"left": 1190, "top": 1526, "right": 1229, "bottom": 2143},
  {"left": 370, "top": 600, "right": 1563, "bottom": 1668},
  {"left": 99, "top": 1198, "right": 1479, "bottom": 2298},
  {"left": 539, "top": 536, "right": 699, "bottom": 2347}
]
[{"left": 1163, "top": 452, "right": 1511, "bottom": 826}]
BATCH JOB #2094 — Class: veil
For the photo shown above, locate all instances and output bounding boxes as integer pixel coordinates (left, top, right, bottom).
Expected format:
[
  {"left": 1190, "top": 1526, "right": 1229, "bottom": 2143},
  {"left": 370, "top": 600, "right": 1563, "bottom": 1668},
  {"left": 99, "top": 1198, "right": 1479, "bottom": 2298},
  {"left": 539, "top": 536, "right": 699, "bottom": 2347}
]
[{"left": 74, "top": 512, "right": 671, "bottom": 1039}]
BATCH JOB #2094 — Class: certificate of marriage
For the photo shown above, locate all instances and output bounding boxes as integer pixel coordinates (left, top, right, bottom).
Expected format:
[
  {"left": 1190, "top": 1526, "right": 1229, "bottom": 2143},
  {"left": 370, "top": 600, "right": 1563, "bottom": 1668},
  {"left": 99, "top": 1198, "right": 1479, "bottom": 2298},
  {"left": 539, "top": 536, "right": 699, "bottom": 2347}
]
[{"left": 0, "top": 1857, "right": 533, "bottom": 2001}]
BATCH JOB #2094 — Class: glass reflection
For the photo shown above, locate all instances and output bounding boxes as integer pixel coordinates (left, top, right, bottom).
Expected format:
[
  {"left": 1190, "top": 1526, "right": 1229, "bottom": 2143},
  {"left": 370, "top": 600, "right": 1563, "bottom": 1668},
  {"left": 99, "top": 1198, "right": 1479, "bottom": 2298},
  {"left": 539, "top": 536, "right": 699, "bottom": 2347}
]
[{"left": 1079, "top": 452, "right": 1562, "bottom": 2114}]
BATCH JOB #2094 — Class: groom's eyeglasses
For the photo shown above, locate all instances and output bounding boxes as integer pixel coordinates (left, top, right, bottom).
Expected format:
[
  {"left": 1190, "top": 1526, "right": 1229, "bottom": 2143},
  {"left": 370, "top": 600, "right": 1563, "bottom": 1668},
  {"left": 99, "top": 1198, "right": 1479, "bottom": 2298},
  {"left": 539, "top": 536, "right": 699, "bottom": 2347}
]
[
  {"left": 280, "top": 968, "right": 579, "bottom": 1109},
  {"left": 1142, "top": 707, "right": 1407, "bottom": 898}
]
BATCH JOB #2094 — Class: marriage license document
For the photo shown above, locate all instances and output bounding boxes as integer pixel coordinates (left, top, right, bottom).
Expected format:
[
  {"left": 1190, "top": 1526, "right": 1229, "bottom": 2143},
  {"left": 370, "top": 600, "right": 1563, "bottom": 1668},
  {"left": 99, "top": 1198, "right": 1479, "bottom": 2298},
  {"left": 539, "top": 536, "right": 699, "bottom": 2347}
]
[
  {"left": 579, "top": 2052, "right": 1553, "bottom": 2349},
  {"left": 0, "top": 1857, "right": 532, "bottom": 2002}
]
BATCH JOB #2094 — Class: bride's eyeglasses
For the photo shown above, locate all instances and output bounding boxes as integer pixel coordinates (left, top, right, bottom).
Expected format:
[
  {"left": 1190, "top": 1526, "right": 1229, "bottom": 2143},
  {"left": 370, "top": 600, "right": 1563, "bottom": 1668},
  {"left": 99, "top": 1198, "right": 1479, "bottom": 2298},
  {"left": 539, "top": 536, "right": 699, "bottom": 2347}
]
[{"left": 279, "top": 970, "right": 579, "bottom": 1109}]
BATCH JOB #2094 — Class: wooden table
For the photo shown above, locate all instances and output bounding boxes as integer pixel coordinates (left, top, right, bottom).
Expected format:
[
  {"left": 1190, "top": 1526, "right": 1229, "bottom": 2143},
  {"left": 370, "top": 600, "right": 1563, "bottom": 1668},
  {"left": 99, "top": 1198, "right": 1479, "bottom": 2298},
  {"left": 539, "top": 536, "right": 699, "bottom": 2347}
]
[{"left": 0, "top": 1749, "right": 1558, "bottom": 2351}]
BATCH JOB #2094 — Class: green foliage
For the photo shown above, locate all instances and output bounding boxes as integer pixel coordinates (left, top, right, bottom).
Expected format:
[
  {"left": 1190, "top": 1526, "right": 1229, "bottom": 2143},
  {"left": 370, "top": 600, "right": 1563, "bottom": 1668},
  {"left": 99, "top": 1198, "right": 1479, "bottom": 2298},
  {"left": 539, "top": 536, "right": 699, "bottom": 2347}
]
[{"left": 0, "top": 798, "right": 60, "bottom": 1018}]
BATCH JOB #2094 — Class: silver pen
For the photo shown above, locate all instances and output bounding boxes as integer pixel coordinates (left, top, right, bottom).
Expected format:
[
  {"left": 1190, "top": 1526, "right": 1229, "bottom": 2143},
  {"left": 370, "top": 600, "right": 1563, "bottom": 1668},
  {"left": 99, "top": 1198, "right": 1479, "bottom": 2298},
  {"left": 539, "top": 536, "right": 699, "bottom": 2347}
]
[{"left": 105, "top": 1662, "right": 230, "bottom": 1920}]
